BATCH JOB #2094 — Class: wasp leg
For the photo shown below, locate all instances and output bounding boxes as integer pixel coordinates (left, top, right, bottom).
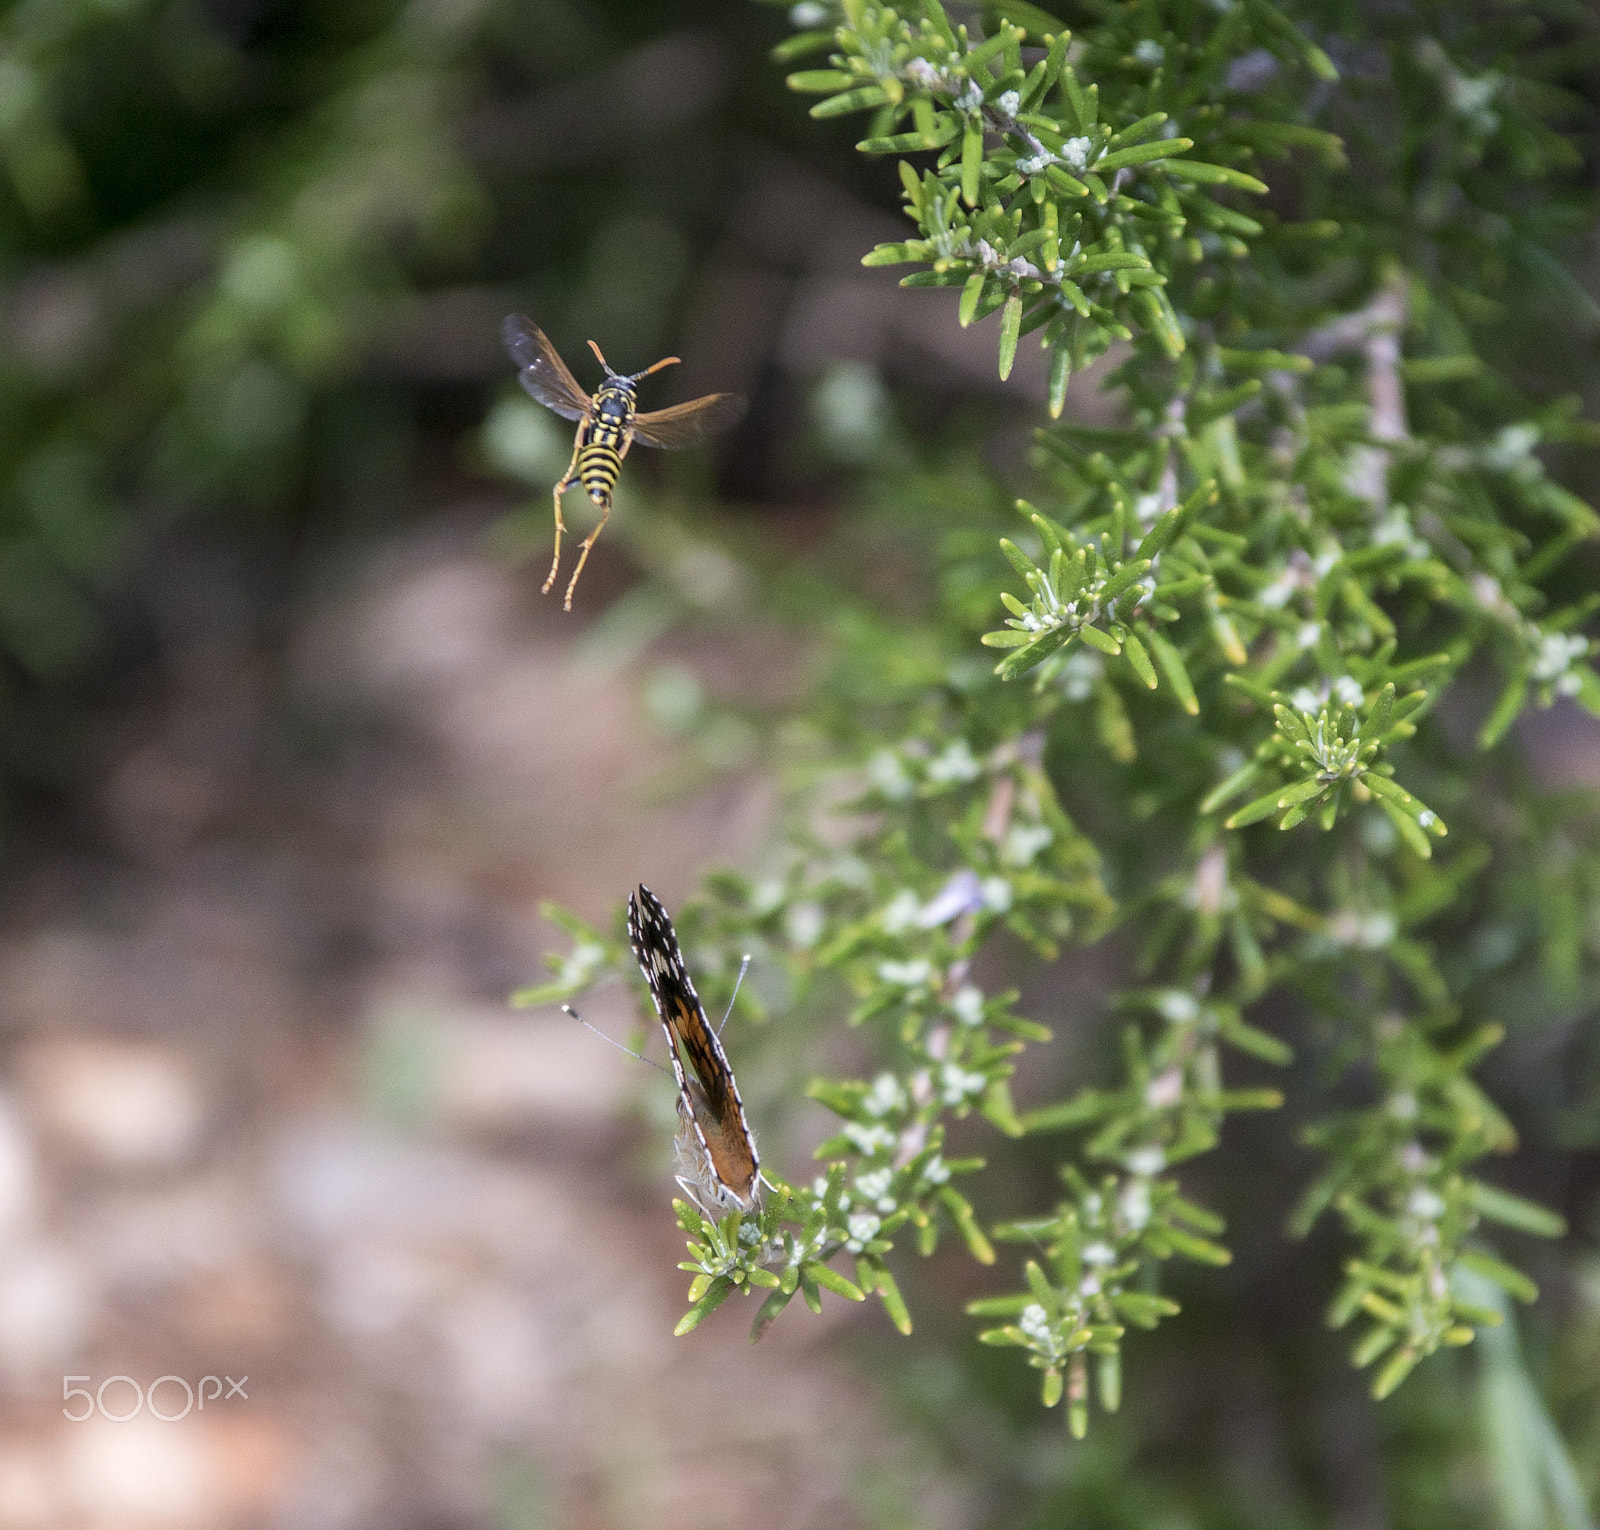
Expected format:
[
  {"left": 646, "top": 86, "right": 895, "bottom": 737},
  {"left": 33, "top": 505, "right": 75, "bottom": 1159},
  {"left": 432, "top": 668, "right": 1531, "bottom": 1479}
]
[
  {"left": 561, "top": 496, "right": 611, "bottom": 612},
  {"left": 542, "top": 430, "right": 585, "bottom": 598}
]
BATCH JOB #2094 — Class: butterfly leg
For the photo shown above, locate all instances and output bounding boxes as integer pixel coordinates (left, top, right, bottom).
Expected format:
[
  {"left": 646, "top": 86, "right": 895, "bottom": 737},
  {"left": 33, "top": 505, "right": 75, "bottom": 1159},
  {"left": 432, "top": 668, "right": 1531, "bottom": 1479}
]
[
  {"left": 542, "top": 430, "right": 585, "bottom": 598},
  {"left": 675, "top": 1175, "right": 708, "bottom": 1213},
  {"left": 560, "top": 496, "right": 611, "bottom": 612},
  {"left": 675, "top": 1175, "right": 733, "bottom": 1224}
]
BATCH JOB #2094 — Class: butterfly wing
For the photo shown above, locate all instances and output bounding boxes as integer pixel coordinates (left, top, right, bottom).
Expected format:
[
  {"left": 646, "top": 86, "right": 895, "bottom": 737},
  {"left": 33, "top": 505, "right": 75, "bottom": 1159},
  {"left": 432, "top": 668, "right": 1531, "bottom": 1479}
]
[
  {"left": 627, "top": 886, "right": 759, "bottom": 1208},
  {"left": 502, "top": 313, "right": 592, "bottom": 423},
  {"left": 630, "top": 393, "right": 746, "bottom": 450}
]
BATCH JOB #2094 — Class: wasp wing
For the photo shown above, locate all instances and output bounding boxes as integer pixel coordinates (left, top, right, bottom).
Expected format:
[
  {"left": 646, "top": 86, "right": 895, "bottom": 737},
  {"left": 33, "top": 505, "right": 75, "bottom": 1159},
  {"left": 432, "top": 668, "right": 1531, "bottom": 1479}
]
[
  {"left": 631, "top": 392, "right": 746, "bottom": 450},
  {"left": 502, "top": 314, "right": 591, "bottom": 423}
]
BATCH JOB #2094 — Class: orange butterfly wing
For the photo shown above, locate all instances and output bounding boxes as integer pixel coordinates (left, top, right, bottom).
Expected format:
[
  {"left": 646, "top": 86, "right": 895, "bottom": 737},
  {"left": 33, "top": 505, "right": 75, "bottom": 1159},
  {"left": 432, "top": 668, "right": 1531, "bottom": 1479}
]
[{"left": 627, "top": 885, "right": 759, "bottom": 1209}]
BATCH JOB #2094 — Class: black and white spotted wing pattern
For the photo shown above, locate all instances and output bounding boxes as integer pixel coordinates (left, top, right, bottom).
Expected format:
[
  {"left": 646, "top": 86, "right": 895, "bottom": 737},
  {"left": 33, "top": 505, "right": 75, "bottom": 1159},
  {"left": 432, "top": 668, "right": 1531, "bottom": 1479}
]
[{"left": 627, "top": 885, "right": 760, "bottom": 1212}]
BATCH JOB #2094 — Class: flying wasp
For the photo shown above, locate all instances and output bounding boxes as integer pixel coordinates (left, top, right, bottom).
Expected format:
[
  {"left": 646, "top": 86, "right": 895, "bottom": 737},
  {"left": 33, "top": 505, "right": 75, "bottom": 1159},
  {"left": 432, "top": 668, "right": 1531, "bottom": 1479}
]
[{"left": 502, "top": 314, "right": 745, "bottom": 610}]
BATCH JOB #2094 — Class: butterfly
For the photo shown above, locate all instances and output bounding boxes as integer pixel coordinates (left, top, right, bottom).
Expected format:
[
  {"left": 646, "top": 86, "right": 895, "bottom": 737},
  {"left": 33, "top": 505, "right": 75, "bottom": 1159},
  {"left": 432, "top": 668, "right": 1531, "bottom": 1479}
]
[{"left": 624, "top": 885, "right": 761, "bottom": 1214}]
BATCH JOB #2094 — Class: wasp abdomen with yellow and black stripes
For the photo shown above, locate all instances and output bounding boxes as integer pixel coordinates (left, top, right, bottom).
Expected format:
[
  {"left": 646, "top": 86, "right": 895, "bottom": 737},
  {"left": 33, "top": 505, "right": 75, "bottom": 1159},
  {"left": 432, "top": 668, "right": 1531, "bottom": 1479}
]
[
  {"left": 571, "top": 381, "right": 635, "bottom": 510},
  {"left": 501, "top": 316, "right": 745, "bottom": 610}
]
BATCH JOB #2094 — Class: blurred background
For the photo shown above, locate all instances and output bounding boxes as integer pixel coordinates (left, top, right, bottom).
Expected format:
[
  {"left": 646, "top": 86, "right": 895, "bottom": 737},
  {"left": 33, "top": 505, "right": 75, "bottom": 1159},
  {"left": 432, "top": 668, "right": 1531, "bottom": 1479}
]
[
  {"left": 0, "top": 2, "right": 1596, "bottom": 1529},
  {"left": 0, "top": 1, "right": 1036, "bottom": 1525}
]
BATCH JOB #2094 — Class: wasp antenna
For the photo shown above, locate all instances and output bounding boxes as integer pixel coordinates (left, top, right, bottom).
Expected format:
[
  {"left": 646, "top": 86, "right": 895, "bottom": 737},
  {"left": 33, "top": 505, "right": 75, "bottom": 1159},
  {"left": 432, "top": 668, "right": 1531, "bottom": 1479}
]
[
  {"left": 586, "top": 339, "right": 619, "bottom": 378},
  {"left": 561, "top": 1003, "right": 675, "bottom": 1078},
  {"left": 633, "top": 354, "right": 682, "bottom": 382}
]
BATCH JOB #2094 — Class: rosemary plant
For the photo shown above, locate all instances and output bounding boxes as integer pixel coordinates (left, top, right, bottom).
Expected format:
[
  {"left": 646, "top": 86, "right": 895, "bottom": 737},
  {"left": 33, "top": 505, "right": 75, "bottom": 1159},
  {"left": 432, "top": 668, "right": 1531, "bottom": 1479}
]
[{"left": 522, "top": 0, "right": 1600, "bottom": 1452}]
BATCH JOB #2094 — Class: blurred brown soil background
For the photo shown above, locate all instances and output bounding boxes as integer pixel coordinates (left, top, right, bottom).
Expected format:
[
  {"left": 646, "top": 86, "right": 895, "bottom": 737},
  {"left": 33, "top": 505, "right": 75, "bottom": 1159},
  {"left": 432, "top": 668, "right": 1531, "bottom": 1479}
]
[
  {"left": 0, "top": 519, "right": 974, "bottom": 1530},
  {"left": 6, "top": 506, "right": 1590, "bottom": 1530},
  {"left": 0, "top": 26, "right": 1047, "bottom": 1516}
]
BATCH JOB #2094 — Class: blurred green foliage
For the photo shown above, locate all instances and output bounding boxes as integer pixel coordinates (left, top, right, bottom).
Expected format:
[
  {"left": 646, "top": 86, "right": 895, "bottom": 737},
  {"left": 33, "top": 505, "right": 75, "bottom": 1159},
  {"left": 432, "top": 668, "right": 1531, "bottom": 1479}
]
[{"left": 0, "top": 0, "right": 863, "bottom": 786}]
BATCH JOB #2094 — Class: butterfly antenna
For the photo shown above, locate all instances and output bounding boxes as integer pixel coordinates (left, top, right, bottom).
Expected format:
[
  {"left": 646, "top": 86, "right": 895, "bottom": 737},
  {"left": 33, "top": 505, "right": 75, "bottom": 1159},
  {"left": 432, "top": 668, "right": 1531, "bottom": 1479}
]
[
  {"left": 717, "top": 954, "right": 752, "bottom": 1039},
  {"left": 561, "top": 1004, "right": 675, "bottom": 1079}
]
